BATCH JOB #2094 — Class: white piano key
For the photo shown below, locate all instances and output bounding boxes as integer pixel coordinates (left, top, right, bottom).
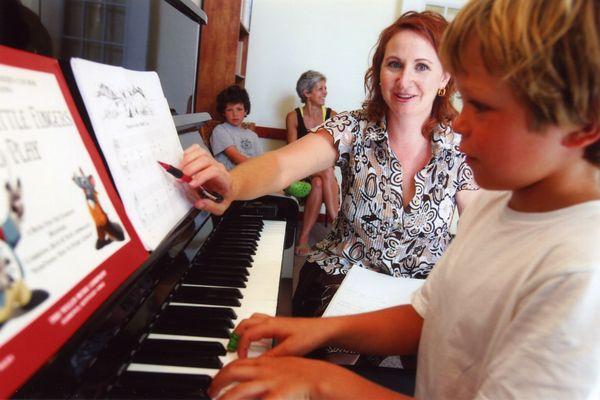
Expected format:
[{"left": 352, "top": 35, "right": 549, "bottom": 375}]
[{"left": 127, "top": 220, "right": 287, "bottom": 377}]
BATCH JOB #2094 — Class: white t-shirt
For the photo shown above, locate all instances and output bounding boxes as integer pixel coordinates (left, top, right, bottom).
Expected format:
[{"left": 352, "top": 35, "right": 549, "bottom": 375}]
[
  {"left": 412, "top": 190, "right": 600, "bottom": 400},
  {"left": 210, "top": 122, "right": 263, "bottom": 170}
]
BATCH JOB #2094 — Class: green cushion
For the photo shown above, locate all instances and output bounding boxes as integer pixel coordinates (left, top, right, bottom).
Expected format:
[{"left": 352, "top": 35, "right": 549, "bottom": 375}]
[{"left": 285, "top": 181, "right": 312, "bottom": 198}]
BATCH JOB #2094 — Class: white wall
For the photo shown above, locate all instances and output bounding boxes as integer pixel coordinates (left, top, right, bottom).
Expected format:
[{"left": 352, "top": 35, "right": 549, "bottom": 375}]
[{"left": 245, "top": 0, "right": 403, "bottom": 129}]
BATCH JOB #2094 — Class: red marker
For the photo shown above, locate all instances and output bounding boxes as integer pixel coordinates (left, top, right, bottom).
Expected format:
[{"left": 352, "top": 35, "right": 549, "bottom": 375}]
[{"left": 158, "top": 161, "right": 224, "bottom": 203}]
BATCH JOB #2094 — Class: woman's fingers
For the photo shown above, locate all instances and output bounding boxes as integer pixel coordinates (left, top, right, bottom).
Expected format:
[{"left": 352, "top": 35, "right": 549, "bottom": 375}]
[{"left": 189, "top": 162, "right": 229, "bottom": 191}]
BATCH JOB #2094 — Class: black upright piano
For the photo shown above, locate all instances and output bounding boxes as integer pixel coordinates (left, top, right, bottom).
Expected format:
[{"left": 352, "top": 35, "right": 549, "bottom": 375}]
[{"left": 14, "top": 195, "right": 298, "bottom": 398}]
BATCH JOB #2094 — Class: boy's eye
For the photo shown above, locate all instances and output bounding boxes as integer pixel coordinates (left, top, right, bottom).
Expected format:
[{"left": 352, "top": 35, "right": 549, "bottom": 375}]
[
  {"left": 468, "top": 100, "right": 491, "bottom": 113},
  {"left": 415, "top": 63, "right": 430, "bottom": 72}
]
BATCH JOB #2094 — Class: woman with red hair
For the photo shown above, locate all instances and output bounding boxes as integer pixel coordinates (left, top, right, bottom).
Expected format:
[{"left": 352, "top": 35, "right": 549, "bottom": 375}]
[{"left": 182, "top": 11, "right": 477, "bottom": 318}]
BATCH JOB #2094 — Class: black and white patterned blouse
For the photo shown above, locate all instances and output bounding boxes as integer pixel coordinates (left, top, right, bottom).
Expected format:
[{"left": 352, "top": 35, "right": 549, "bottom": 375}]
[{"left": 307, "top": 110, "right": 477, "bottom": 278}]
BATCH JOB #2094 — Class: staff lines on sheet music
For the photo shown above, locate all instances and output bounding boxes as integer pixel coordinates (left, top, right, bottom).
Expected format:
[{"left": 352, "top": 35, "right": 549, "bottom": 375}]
[
  {"left": 132, "top": 182, "right": 182, "bottom": 227},
  {"left": 112, "top": 133, "right": 179, "bottom": 175}
]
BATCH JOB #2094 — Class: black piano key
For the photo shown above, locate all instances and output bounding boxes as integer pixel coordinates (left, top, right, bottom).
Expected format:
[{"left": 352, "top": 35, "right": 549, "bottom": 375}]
[
  {"left": 172, "top": 286, "right": 242, "bottom": 307},
  {"left": 187, "top": 266, "right": 249, "bottom": 278},
  {"left": 187, "top": 267, "right": 249, "bottom": 280},
  {"left": 183, "top": 274, "right": 247, "bottom": 288},
  {"left": 191, "top": 264, "right": 250, "bottom": 275},
  {"left": 201, "top": 254, "right": 254, "bottom": 263},
  {"left": 213, "top": 232, "right": 260, "bottom": 240},
  {"left": 113, "top": 371, "right": 211, "bottom": 399},
  {"left": 218, "top": 229, "right": 261, "bottom": 236},
  {"left": 189, "top": 266, "right": 249, "bottom": 279},
  {"left": 220, "top": 219, "right": 263, "bottom": 227},
  {"left": 199, "top": 246, "right": 256, "bottom": 257},
  {"left": 210, "top": 238, "right": 258, "bottom": 247},
  {"left": 131, "top": 339, "right": 224, "bottom": 368},
  {"left": 160, "top": 305, "right": 237, "bottom": 321},
  {"left": 193, "top": 259, "right": 252, "bottom": 268},
  {"left": 156, "top": 311, "right": 234, "bottom": 330},
  {"left": 224, "top": 227, "right": 261, "bottom": 234},
  {"left": 152, "top": 319, "right": 231, "bottom": 338},
  {"left": 209, "top": 245, "right": 256, "bottom": 254},
  {"left": 200, "top": 249, "right": 255, "bottom": 258},
  {"left": 176, "top": 285, "right": 243, "bottom": 299}
]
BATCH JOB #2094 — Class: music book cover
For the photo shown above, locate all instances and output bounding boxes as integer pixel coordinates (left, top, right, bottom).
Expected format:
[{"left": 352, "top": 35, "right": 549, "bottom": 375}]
[
  {"left": 0, "top": 46, "right": 147, "bottom": 397},
  {"left": 70, "top": 58, "right": 194, "bottom": 251}
]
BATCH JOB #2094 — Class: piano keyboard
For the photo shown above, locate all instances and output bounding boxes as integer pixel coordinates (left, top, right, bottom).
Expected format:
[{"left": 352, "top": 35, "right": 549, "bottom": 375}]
[{"left": 110, "top": 218, "right": 287, "bottom": 398}]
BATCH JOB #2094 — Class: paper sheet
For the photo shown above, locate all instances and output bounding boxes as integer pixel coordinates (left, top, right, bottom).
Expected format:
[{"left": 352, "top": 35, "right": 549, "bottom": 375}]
[
  {"left": 70, "top": 58, "right": 193, "bottom": 250},
  {"left": 323, "top": 267, "right": 425, "bottom": 317}
]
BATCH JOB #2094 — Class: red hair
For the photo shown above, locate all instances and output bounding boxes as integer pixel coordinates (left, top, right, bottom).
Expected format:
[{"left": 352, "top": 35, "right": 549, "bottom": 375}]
[{"left": 364, "top": 11, "right": 457, "bottom": 137}]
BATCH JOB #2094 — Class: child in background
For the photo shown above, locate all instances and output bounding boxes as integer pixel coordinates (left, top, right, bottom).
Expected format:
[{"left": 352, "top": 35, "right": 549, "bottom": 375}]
[
  {"left": 210, "top": 85, "right": 263, "bottom": 171},
  {"left": 206, "top": 0, "right": 600, "bottom": 398}
]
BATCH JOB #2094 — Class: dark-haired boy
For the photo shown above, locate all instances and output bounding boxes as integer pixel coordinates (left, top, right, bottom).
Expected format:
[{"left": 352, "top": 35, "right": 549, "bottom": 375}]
[{"left": 211, "top": 85, "right": 263, "bottom": 170}]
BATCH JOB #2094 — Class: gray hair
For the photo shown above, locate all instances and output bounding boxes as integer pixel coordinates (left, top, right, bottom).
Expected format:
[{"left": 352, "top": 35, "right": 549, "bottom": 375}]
[{"left": 296, "top": 70, "right": 326, "bottom": 103}]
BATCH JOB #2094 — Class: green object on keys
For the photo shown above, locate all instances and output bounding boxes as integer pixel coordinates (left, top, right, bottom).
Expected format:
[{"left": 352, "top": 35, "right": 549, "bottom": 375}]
[
  {"left": 227, "top": 331, "right": 240, "bottom": 352},
  {"left": 285, "top": 181, "right": 311, "bottom": 199}
]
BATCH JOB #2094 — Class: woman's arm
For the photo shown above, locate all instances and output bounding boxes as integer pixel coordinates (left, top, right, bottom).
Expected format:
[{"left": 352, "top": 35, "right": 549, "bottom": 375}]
[
  {"left": 181, "top": 129, "right": 338, "bottom": 214},
  {"left": 231, "top": 131, "right": 336, "bottom": 199},
  {"left": 286, "top": 110, "right": 298, "bottom": 143}
]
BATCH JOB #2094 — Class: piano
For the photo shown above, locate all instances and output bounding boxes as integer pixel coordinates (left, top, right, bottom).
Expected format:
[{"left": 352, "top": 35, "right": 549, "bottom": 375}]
[{"left": 13, "top": 195, "right": 298, "bottom": 399}]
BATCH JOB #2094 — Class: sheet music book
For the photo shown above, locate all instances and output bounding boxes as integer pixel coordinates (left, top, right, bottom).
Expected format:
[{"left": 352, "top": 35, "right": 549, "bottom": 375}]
[
  {"left": 0, "top": 46, "right": 147, "bottom": 397},
  {"left": 322, "top": 266, "right": 425, "bottom": 317},
  {"left": 70, "top": 58, "right": 194, "bottom": 250}
]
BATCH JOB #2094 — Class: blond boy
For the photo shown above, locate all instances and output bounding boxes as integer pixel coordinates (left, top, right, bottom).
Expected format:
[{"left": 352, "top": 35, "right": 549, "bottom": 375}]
[{"left": 184, "top": 0, "right": 600, "bottom": 398}]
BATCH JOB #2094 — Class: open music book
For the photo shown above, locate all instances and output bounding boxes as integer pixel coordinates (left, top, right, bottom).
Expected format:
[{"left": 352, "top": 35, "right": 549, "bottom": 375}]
[
  {"left": 70, "top": 58, "right": 195, "bottom": 250},
  {"left": 0, "top": 46, "right": 147, "bottom": 397},
  {"left": 323, "top": 266, "right": 425, "bottom": 317}
]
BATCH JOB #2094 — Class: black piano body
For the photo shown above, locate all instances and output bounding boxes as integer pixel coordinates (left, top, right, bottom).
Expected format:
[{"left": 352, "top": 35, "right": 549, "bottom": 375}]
[{"left": 14, "top": 195, "right": 298, "bottom": 399}]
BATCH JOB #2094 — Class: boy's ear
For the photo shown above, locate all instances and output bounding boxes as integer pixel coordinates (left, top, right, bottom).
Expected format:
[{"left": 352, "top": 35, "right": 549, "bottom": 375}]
[{"left": 562, "top": 125, "right": 600, "bottom": 148}]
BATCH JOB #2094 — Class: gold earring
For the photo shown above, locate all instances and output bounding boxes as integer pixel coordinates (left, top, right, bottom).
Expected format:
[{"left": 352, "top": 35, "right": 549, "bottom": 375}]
[{"left": 437, "top": 87, "right": 446, "bottom": 97}]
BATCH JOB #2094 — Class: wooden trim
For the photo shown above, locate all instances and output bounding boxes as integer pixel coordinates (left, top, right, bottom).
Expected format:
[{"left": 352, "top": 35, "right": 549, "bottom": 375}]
[
  {"left": 195, "top": 0, "right": 243, "bottom": 116},
  {"left": 254, "top": 125, "right": 287, "bottom": 140}
]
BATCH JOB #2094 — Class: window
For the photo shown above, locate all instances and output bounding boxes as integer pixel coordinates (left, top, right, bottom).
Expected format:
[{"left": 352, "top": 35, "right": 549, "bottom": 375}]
[
  {"left": 61, "top": 0, "right": 126, "bottom": 65},
  {"left": 425, "top": 3, "right": 460, "bottom": 21}
]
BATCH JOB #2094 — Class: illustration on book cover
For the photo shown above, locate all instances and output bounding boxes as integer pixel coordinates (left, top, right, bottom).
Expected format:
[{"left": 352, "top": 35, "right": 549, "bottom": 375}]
[
  {"left": 72, "top": 168, "right": 124, "bottom": 250},
  {"left": 0, "top": 179, "right": 48, "bottom": 327}
]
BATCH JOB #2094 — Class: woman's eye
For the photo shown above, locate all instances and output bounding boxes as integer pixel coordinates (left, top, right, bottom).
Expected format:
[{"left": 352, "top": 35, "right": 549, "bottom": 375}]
[
  {"left": 415, "top": 63, "right": 430, "bottom": 72},
  {"left": 387, "top": 60, "right": 402, "bottom": 69}
]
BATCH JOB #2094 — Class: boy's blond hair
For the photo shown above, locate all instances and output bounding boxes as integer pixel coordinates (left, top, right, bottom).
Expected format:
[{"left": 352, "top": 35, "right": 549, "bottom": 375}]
[{"left": 441, "top": 0, "right": 600, "bottom": 166}]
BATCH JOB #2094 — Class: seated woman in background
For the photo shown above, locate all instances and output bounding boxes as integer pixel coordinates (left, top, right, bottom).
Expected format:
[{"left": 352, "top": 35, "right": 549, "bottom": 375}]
[
  {"left": 183, "top": 11, "right": 478, "bottom": 319},
  {"left": 210, "top": 85, "right": 263, "bottom": 171},
  {"left": 286, "top": 71, "right": 339, "bottom": 256}
]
